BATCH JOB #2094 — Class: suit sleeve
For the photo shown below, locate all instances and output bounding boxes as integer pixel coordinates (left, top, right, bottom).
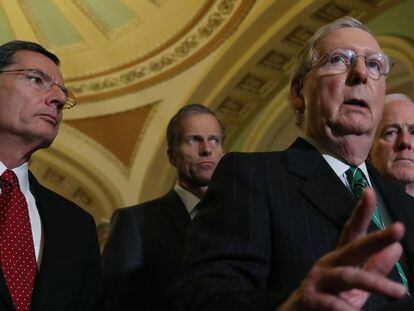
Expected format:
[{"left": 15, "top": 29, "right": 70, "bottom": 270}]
[
  {"left": 168, "top": 152, "right": 288, "bottom": 311},
  {"left": 101, "top": 208, "right": 146, "bottom": 310}
]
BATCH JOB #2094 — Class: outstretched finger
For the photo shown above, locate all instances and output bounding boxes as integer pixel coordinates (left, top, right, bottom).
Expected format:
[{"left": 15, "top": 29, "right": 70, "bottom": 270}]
[
  {"left": 338, "top": 188, "right": 376, "bottom": 247},
  {"left": 364, "top": 238, "right": 404, "bottom": 276},
  {"left": 320, "top": 222, "right": 404, "bottom": 268},
  {"left": 318, "top": 265, "right": 405, "bottom": 298}
]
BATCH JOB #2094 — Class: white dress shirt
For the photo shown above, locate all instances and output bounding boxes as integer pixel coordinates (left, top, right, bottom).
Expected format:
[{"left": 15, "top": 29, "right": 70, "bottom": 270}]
[
  {"left": 174, "top": 184, "right": 200, "bottom": 220},
  {"left": 0, "top": 161, "right": 43, "bottom": 266},
  {"left": 302, "top": 135, "right": 373, "bottom": 188},
  {"left": 302, "top": 135, "right": 392, "bottom": 226}
]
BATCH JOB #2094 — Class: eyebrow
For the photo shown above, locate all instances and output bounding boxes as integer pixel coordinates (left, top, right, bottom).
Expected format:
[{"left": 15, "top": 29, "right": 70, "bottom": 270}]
[{"left": 35, "top": 68, "right": 69, "bottom": 95}]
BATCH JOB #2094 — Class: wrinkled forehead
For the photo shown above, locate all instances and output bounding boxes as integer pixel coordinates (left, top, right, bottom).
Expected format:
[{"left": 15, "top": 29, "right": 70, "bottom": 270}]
[
  {"left": 10, "top": 50, "right": 64, "bottom": 83},
  {"left": 315, "top": 27, "right": 381, "bottom": 55},
  {"left": 179, "top": 113, "right": 222, "bottom": 133}
]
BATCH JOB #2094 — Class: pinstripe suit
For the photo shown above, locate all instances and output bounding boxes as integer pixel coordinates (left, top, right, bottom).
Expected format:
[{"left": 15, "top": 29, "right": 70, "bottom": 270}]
[{"left": 169, "top": 138, "right": 414, "bottom": 310}]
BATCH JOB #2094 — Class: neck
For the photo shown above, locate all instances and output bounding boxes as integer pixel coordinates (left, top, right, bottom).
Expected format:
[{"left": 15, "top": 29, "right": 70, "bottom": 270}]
[
  {"left": 0, "top": 136, "right": 35, "bottom": 168},
  {"left": 178, "top": 181, "right": 207, "bottom": 200},
  {"left": 311, "top": 131, "right": 374, "bottom": 166}
]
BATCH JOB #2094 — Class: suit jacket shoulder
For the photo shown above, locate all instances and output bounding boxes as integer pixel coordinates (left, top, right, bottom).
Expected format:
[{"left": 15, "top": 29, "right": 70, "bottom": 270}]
[{"left": 102, "top": 190, "right": 191, "bottom": 311}]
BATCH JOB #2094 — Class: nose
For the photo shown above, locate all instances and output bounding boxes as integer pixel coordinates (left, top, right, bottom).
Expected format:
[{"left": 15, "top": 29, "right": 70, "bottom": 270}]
[
  {"left": 397, "top": 129, "right": 412, "bottom": 151},
  {"left": 46, "top": 84, "right": 66, "bottom": 111},
  {"left": 346, "top": 56, "right": 369, "bottom": 86},
  {"left": 199, "top": 140, "right": 212, "bottom": 156}
]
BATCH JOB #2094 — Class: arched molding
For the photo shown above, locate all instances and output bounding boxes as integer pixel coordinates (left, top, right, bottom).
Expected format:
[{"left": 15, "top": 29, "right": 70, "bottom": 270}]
[
  {"left": 32, "top": 123, "right": 127, "bottom": 215},
  {"left": 31, "top": 144, "right": 124, "bottom": 221},
  {"left": 378, "top": 35, "right": 414, "bottom": 95}
]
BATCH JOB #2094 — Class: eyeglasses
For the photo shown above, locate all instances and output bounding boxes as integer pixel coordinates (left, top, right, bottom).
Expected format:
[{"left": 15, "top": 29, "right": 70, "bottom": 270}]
[
  {"left": 311, "top": 48, "right": 393, "bottom": 80},
  {"left": 0, "top": 68, "right": 76, "bottom": 110}
]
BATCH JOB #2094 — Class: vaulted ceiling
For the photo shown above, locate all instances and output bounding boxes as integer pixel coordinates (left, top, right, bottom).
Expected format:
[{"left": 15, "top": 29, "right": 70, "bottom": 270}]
[{"left": 2, "top": 0, "right": 412, "bottom": 224}]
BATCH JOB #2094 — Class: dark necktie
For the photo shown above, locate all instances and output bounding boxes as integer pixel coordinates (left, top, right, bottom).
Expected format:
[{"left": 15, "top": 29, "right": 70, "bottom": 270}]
[
  {"left": 0, "top": 170, "right": 37, "bottom": 311},
  {"left": 345, "top": 166, "right": 410, "bottom": 294}
]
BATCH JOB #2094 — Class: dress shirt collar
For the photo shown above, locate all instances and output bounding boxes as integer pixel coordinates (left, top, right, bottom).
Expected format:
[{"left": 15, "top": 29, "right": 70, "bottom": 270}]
[
  {"left": 301, "top": 134, "right": 371, "bottom": 186},
  {"left": 174, "top": 183, "right": 200, "bottom": 219},
  {"left": 0, "top": 161, "right": 30, "bottom": 194}
]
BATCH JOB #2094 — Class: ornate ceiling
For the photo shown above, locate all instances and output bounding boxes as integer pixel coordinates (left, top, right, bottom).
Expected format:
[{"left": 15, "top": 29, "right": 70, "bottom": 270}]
[{"left": 2, "top": 0, "right": 412, "bottom": 224}]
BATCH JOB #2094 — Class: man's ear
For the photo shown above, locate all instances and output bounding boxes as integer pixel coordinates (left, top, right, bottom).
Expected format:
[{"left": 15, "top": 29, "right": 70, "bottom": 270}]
[
  {"left": 167, "top": 149, "right": 176, "bottom": 167},
  {"left": 290, "top": 79, "right": 305, "bottom": 115}
]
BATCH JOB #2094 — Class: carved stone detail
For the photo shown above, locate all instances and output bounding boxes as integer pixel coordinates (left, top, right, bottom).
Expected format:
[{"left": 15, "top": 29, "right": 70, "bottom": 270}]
[
  {"left": 69, "top": 0, "right": 255, "bottom": 99},
  {"left": 313, "top": 2, "right": 351, "bottom": 22},
  {"left": 42, "top": 168, "right": 67, "bottom": 190},
  {"left": 283, "top": 26, "right": 313, "bottom": 47},
  {"left": 259, "top": 50, "right": 289, "bottom": 71},
  {"left": 218, "top": 97, "right": 252, "bottom": 118}
]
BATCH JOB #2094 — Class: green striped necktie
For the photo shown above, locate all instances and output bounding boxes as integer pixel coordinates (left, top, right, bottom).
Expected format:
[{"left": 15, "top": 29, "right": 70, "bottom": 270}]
[{"left": 345, "top": 166, "right": 410, "bottom": 295}]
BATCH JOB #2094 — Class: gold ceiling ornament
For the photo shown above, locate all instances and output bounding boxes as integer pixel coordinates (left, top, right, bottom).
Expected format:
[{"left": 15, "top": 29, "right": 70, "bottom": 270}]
[
  {"left": 72, "top": 0, "right": 143, "bottom": 40},
  {"left": 68, "top": 0, "right": 256, "bottom": 102}
]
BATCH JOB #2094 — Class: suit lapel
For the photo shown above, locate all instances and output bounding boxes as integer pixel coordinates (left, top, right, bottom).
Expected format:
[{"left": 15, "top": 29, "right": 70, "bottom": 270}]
[
  {"left": 159, "top": 190, "right": 191, "bottom": 243},
  {"left": 286, "top": 138, "right": 356, "bottom": 229},
  {"left": 28, "top": 173, "right": 63, "bottom": 310}
]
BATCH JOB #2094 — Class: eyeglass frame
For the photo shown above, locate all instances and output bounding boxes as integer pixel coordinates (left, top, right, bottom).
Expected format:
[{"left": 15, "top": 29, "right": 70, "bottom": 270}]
[
  {"left": 0, "top": 68, "right": 76, "bottom": 110},
  {"left": 307, "top": 48, "right": 394, "bottom": 81}
]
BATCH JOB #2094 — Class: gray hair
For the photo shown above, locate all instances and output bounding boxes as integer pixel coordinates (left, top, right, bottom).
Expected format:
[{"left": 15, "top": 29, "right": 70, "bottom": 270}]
[
  {"left": 290, "top": 16, "right": 370, "bottom": 127},
  {"left": 166, "top": 103, "right": 225, "bottom": 152},
  {"left": 291, "top": 16, "right": 369, "bottom": 88},
  {"left": 384, "top": 93, "right": 413, "bottom": 105}
]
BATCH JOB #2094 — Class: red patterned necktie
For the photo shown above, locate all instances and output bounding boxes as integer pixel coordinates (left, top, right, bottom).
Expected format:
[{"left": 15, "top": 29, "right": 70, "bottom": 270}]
[{"left": 0, "top": 169, "right": 37, "bottom": 311}]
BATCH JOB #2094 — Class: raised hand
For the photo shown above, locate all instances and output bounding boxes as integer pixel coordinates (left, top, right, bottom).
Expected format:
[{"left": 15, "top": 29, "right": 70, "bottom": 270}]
[{"left": 278, "top": 188, "right": 406, "bottom": 311}]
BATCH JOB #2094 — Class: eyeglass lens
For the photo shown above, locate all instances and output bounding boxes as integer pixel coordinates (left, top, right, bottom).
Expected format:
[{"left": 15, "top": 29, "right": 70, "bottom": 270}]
[{"left": 319, "top": 49, "right": 391, "bottom": 79}]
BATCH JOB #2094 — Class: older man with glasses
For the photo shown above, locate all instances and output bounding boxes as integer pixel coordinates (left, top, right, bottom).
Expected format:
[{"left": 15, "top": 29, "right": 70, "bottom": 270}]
[
  {"left": 168, "top": 17, "right": 414, "bottom": 311},
  {"left": 0, "top": 40, "right": 100, "bottom": 311}
]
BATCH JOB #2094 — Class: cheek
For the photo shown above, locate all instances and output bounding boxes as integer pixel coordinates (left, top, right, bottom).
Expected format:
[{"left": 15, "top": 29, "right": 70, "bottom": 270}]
[
  {"left": 212, "top": 147, "right": 224, "bottom": 157},
  {"left": 371, "top": 81, "right": 385, "bottom": 108},
  {"left": 179, "top": 152, "right": 196, "bottom": 167},
  {"left": 377, "top": 144, "right": 394, "bottom": 165},
  {"left": 320, "top": 78, "right": 343, "bottom": 104},
  {"left": 304, "top": 76, "right": 343, "bottom": 112}
]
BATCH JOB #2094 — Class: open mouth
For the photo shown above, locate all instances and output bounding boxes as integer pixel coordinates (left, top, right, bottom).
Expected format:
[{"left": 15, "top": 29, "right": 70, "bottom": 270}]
[{"left": 343, "top": 98, "right": 368, "bottom": 108}]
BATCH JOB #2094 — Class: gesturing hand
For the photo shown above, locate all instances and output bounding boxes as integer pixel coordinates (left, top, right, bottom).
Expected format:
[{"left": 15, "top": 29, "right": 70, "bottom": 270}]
[{"left": 278, "top": 188, "right": 406, "bottom": 311}]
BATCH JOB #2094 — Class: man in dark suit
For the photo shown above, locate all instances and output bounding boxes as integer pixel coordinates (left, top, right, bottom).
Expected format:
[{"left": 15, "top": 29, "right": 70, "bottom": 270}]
[
  {"left": 101, "top": 104, "right": 225, "bottom": 311},
  {"left": 371, "top": 93, "right": 414, "bottom": 196},
  {"left": 169, "top": 17, "right": 414, "bottom": 310},
  {"left": 0, "top": 40, "right": 100, "bottom": 310}
]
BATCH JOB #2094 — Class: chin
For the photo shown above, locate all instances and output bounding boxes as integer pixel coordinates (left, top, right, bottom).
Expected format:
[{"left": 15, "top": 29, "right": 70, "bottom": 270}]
[
  {"left": 333, "top": 122, "right": 373, "bottom": 136},
  {"left": 193, "top": 176, "right": 210, "bottom": 187},
  {"left": 392, "top": 171, "right": 414, "bottom": 184},
  {"left": 31, "top": 132, "right": 57, "bottom": 149}
]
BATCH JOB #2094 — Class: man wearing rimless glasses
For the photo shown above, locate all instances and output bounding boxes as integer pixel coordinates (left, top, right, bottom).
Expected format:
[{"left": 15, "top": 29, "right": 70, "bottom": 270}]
[
  {"left": 169, "top": 17, "right": 414, "bottom": 311},
  {"left": 0, "top": 40, "right": 100, "bottom": 311}
]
